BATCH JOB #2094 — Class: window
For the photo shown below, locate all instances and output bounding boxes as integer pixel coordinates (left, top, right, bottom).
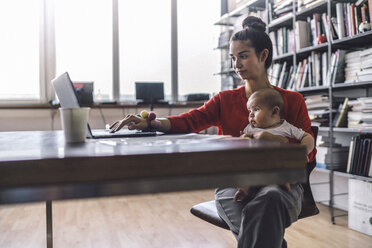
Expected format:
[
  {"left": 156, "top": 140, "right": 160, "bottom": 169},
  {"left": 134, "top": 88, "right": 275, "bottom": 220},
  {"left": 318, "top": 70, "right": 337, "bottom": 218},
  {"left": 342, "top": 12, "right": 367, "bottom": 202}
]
[
  {"left": 118, "top": 0, "right": 171, "bottom": 100},
  {"left": 55, "top": 0, "right": 112, "bottom": 100},
  {"left": 178, "top": 0, "right": 220, "bottom": 96},
  {"left": 0, "top": 0, "right": 40, "bottom": 100},
  {"left": 1, "top": 0, "right": 221, "bottom": 104}
]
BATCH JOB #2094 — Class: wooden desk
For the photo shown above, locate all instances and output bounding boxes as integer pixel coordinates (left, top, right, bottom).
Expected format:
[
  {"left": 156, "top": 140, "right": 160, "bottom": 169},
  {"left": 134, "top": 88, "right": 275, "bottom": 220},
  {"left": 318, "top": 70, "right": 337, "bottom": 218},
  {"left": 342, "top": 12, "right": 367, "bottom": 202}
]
[{"left": 0, "top": 131, "right": 307, "bottom": 247}]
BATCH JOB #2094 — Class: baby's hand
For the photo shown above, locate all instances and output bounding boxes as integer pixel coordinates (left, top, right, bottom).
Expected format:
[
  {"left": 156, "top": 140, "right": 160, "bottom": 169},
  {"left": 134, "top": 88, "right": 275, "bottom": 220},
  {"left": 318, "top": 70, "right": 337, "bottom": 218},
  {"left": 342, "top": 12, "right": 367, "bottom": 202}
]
[
  {"left": 240, "top": 131, "right": 252, "bottom": 139},
  {"left": 233, "top": 187, "right": 250, "bottom": 201}
]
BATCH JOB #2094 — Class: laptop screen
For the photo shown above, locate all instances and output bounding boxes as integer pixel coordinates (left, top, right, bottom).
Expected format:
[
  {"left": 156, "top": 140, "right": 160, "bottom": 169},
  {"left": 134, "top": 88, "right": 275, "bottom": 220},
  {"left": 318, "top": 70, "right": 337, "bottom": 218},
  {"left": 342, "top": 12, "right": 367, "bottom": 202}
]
[{"left": 52, "top": 72, "right": 81, "bottom": 108}]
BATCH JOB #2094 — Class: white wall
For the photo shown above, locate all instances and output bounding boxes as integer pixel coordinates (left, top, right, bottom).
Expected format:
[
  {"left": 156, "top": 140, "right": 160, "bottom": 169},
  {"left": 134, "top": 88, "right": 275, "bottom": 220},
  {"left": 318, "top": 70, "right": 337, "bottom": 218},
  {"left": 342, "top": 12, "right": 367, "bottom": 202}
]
[{"left": 0, "top": 106, "right": 218, "bottom": 133}]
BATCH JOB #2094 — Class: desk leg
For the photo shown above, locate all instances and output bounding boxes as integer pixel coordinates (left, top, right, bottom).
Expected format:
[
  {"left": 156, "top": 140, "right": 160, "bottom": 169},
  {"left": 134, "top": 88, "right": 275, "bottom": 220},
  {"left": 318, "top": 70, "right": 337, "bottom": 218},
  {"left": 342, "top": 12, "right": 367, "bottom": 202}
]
[{"left": 46, "top": 201, "right": 53, "bottom": 248}]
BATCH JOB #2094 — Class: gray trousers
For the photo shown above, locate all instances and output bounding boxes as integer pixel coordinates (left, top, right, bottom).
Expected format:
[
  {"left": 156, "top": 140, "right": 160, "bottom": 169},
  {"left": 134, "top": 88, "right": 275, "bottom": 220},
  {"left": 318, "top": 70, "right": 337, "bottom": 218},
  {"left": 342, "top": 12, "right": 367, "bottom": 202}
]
[{"left": 215, "top": 184, "right": 304, "bottom": 248}]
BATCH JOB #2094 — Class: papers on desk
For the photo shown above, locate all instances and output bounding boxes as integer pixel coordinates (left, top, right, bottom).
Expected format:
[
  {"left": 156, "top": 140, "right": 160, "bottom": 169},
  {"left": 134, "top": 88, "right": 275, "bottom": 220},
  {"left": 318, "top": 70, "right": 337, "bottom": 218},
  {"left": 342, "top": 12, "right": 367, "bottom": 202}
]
[{"left": 97, "top": 133, "right": 232, "bottom": 147}]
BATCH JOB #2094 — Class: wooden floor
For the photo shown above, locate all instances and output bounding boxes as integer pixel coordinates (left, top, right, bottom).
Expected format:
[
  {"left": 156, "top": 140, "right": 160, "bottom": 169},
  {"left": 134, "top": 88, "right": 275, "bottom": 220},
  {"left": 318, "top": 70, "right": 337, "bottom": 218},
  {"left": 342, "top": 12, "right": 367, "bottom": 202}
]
[{"left": 0, "top": 190, "right": 371, "bottom": 248}]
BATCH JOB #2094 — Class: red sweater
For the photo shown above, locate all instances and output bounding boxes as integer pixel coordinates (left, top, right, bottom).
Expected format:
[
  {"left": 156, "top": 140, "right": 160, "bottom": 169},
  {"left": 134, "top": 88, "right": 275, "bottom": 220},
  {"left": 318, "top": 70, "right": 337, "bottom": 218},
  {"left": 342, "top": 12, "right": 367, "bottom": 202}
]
[{"left": 168, "top": 86, "right": 316, "bottom": 162}]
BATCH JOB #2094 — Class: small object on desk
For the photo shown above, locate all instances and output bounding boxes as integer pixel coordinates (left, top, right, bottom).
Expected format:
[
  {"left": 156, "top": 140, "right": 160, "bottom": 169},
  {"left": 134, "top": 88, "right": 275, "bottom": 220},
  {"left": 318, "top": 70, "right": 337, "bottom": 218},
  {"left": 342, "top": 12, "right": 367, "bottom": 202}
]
[
  {"left": 140, "top": 110, "right": 149, "bottom": 118},
  {"left": 148, "top": 112, "right": 156, "bottom": 121},
  {"left": 59, "top": 107, "right": 90, "bottom": 143}
]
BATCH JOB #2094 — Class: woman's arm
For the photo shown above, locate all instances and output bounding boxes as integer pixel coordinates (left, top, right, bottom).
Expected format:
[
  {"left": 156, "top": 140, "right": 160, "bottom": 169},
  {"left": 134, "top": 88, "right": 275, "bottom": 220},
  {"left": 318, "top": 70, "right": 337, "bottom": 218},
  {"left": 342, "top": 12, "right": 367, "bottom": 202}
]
[
  {"left": 109, "top": 115, "right": 172, "bottom": 133},
  {"left": 242, "top": 131, "right": 289, "bottom": 143},
  {"left": 155, "top": 118, "right": 172, "bottom": 132},
  {"left": 301, "top": 132, "right": 314, "bottom": 154}
]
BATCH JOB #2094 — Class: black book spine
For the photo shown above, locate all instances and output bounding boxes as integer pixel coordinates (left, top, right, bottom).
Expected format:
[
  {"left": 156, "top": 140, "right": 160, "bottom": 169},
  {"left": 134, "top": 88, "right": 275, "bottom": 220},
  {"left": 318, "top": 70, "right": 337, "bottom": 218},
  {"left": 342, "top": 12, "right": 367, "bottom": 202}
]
[
  {"left": 362, "top": 139, "right": 372, "bottom": 176},
  {"left": 351, "top": 135, "right": 361, "bottom": 174}
]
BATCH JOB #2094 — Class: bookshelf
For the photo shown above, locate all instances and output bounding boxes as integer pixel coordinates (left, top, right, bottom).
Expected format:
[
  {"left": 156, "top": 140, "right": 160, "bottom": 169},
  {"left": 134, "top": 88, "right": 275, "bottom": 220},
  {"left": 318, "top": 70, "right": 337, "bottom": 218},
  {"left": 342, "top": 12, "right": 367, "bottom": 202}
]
[{"left": 216, "top": 0, "right": 372, "bottom": 225}]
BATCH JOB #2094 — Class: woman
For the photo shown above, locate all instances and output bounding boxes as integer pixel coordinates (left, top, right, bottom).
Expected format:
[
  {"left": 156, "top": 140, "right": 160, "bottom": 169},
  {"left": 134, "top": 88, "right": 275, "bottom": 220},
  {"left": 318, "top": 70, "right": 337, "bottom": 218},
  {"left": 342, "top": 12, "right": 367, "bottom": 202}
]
[{"left": 110, "top": 16, "right": 315, "bottom": 248}]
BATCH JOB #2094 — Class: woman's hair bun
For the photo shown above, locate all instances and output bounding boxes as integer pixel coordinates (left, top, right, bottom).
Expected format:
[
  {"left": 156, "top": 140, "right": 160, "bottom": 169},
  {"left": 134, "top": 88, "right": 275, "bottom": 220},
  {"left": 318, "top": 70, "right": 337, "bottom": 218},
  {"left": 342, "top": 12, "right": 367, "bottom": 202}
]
[{"left": 242, "top": 16, "right": 266, "bottom": 32}]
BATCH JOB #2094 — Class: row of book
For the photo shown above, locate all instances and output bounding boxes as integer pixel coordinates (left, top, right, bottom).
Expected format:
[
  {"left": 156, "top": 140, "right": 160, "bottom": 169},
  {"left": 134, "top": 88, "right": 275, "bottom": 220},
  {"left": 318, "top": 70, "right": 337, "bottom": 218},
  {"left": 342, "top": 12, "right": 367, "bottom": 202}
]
[
  {"left": 269, "top": 51, "right": 329, "bottom": 90},
  {"left": 306, "top": 95, "right": 343, "bottom": 127},
  {"left": 348, "top": 97, "right": 372, "bottom": 129},
  {"left": 307, "top": 95, "right": 332, "bottom": 127},
  {"left": 344, "top": 47, "right": 372, "bottom": 83},
  {"left": 269, "top": 45, "right": 371, "bottom": 91},
  {"left": 297, "top": 51, "right": 329, "bottom": 88},
  {"left": 316, "top": 136, "right": 349, "bottom": 171},
  {"left": 335, "top": 0, "right": 372, "bottom": 39},
  {"left": 298, "top": 0, "right": 325, "bottom": 12},
  {"left": 317, "top": 96, "right": 372, "bottom": 129},
  {"left": 269, "top": 62, "right": 294, "bottom": 89},
  {"left": 347, "top": 133, "right": 372, "bottom": 177},
  {"left": 271, "top": 0, "right": 371, "bottom": 45},
  {"left": 269, "top": 27, "right": 295, "bottom": 57},
  {"left": 296, "top": 13, "right": 331, "bottom": 50},
  {"left": 268, "top": 0, "right": 293, "bottom": 24}
]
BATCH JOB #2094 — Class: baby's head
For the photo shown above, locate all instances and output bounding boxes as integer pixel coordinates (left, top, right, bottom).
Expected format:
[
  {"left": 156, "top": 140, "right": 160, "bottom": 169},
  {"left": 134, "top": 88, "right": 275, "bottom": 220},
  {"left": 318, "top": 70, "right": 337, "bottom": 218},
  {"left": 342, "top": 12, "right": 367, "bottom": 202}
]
[{"left": 247, "top": 88, "right": 283, "bottom": 128}]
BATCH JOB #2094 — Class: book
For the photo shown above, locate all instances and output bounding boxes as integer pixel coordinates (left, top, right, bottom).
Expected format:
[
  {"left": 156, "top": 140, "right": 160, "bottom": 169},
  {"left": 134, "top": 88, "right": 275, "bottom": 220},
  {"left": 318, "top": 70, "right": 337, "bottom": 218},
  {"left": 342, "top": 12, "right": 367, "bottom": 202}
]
[
  {"left": 362, "top": 139, "right": 372, "bottom": 176},
  {"left": 350, "top": 3, "right": 356, "bottom": 36},
  {"left": 287, "top": 64, "right": 298, "bottom": 90},
  {"left": 354, "top": 135, "right": 364, "bottom": 174},
  {"left": 347, "top": 138, "right": 355, "bottom": 173},
  {"left": 344, "top": 3, "right": 350, "bottom": 37},
  {"left": 334, "top": 98, "right": 349, "bottom": 127},
  {"left": 331, "top": 49, "right": 347, "bottom": 85},
  {"left": 294, "top": 61, "right": 303, "bottom": 89},
  {"left": 349, "top": 134, "right": 372, "bottom": 175},
  {"left": 330, "top": 17, "right": 339, "bottom": 39},
  {"left": 358, "top": 138, "right": 370, "bottom": 175},
  {"left": 278, "top": 61, "right": 287, "bottom": 87},
  {"left": 270, "top": 31, "right": 278, "bottom": 57},
  {"left": 272, "top": 63, "right": 283, "bottom": 86},
  {"left": 321, "top": 52, "right": 328, "bottom": 85},
  {"left": 368, "top": 0, "right": 372, "bottom": 25},
  {"left": 336, "top": 3, "right": 346, "bottom": 38},
  {"left": 295, "top": 21, "right": 310, "bottom": 49},
  {"left": 315, "top": 52, "right": 322, "bottom": 86},
  {"left": 348, "top": 135, "right": 359, "bottom": 173},
  {"left": 354, "top": 4, "right": 361, "bottom": 35},
  {"left": 321, "top": 13, "right": 331, "bottom": 42},
  {"left": 284, "top": 27, "right": 288, "bottom": 54},
  {"left": 300, "top": 61, "right": 309, "bottom": 88},
  {"left": 305, "top": 0, "right": 325, "bottom": 8},
  {"left": 355, "top": 0, "right": 367, "bottom": 6},
  {"left": 282, "top": 65, "right": 293, "bottom": 89},
  {"left": 308, "top": 54, "right": 314, "bottom": 86},
  {"left": 297, "top": 60, "right": 307, "bottom": 89},
  {"left": 270, "top": 12, "right": 293, "bottom": 26}
]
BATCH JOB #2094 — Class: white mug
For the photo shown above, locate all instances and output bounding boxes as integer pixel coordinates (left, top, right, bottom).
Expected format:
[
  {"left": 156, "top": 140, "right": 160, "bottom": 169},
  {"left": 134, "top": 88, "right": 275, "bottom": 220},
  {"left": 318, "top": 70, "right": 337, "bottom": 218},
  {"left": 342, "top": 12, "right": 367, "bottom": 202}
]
[{"left": 59, "top": 107, "right": 90, "bottom": 143}]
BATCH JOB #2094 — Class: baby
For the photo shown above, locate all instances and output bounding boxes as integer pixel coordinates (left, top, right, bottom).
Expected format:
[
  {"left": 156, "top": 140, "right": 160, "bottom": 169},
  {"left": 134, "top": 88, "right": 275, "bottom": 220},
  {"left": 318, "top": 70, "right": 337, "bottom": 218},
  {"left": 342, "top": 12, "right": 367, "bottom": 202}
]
[{"left": 235, "top": 88, "right": 314, "bottom": 201}]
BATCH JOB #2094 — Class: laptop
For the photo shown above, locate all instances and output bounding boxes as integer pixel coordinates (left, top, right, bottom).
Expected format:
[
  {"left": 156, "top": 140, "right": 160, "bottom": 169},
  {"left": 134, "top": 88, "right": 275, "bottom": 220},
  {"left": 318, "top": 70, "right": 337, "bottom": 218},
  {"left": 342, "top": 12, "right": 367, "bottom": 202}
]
[{"left": 52, "top": 72, "right": 157, "bottom": 139}]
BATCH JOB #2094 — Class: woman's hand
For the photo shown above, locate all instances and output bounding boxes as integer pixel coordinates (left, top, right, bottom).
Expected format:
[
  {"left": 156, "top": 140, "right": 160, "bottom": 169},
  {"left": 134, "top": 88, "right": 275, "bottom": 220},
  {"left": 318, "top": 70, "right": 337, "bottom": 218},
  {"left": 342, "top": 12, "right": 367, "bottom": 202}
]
[
  {"left": 241, "top": 131, "right": 271, "bottom": 140},
  {"left": 242, "top": 131, "right": 289, "bottom": 143},
  {"left": 109, "top": 114, "right": 149, "bottom": 133},
  {"left": 233, "top": 187, "right": 250, "bottom": 201}
]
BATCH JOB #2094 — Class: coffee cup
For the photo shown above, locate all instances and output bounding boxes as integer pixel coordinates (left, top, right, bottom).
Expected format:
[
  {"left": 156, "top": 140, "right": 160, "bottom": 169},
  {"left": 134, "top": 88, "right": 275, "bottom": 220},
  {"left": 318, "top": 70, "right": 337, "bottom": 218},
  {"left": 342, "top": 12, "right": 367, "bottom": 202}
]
[{"left": 59, "top": 107, "right": 90, "bottom": 143}]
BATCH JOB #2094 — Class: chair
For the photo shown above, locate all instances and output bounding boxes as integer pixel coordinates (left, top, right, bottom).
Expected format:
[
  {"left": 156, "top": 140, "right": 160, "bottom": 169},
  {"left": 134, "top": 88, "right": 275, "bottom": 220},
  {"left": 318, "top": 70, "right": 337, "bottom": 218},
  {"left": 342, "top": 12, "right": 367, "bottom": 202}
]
[{"left": 190, "top": 126, "right": 319, "bottom": 230}]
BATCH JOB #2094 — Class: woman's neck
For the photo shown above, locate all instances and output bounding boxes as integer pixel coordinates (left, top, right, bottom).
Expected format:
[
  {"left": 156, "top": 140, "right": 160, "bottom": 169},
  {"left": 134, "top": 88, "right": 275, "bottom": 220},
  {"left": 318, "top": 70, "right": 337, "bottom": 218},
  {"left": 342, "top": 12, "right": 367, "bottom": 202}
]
[{"left": 244, "top": 74, "right": 272, "bottom": 99}]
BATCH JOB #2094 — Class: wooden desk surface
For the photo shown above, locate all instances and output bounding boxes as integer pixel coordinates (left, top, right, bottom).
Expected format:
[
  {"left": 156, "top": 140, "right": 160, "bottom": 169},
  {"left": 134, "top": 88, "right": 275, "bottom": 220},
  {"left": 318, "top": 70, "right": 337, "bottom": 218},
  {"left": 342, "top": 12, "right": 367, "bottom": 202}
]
[{"left": 0, "top": 131, "right": 307, "bottom": 204}]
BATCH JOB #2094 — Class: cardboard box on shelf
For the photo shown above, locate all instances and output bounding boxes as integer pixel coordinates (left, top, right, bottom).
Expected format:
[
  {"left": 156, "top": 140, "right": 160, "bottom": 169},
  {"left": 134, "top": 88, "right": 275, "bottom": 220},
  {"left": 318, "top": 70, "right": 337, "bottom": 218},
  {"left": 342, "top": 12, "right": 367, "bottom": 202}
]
[{"left": 348, "top": 179, "right": 372, "bottom": 236}]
